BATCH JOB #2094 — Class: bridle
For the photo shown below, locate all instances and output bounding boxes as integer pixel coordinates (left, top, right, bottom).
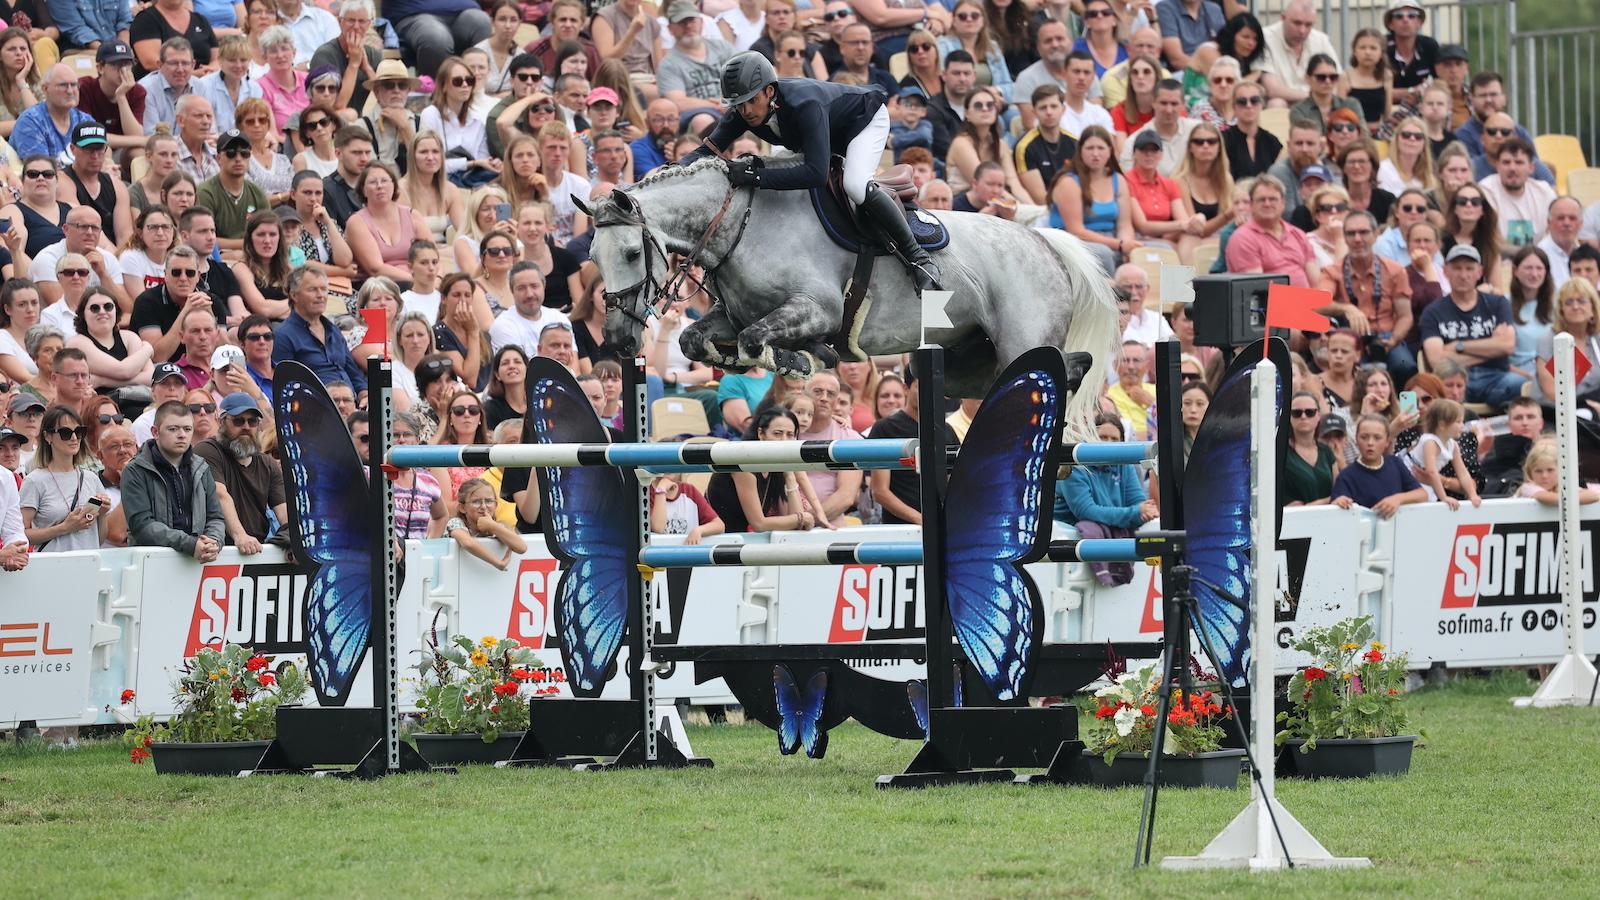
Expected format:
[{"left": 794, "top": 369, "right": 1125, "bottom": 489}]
[{"left": 598, "top": 178, "right": 754, "bottom": 333}]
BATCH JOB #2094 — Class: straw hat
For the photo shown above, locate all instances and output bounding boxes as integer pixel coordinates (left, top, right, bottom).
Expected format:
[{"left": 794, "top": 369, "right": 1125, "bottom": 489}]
[{"left": 364, "top": 58, "right": 421, "bottom": 92}]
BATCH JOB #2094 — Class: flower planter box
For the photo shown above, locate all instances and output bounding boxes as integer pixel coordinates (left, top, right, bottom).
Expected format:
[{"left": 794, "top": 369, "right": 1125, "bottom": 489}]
[
  {"left": 150, "top": 740, "right": 272, "bottom": 776},
  {"left": 1280, "top": 736, "right": 1416, "bottom": 779},
  {"left": 1081, "top": 748, "right": 1244, "bottom": 789},
  {"left": 411, "top": 732, "right": 526, "bottom": 766}
]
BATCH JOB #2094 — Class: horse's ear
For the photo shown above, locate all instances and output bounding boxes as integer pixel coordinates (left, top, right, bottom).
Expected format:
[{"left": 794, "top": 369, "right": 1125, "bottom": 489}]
[
  {"left": 610, "top": 190, "right": 637, "bottom": 215},
  {"left": 573, "top": 194, "right": 593, "bottom": 218}
]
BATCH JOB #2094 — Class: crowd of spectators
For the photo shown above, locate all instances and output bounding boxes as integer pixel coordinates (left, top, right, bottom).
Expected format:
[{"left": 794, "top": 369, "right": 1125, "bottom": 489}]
[{"left": 4, "top": 0, "right": 1600, "bottom": 574}]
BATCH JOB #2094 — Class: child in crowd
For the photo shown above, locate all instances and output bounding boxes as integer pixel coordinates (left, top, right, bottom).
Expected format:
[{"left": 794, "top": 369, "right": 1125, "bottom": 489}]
[
  {"left": 447, "top": 477, "right": 528, "bottom": 570},
  {"left": 1333, "top": 414, "right": 1430, "bottom": 518},
  {"left": 890, "top": 87, "right": 933, "bottom": 158},
  {"left": 649, "top": 472, "right": 726, "bottom": 544},
  {"left": 592, "top": 359, "right": 626, "bottom": 428},
  {"left": 1402, "top": 398, "right": 1482, "bottom": 509},
  {"left": 787, "top": 393, "right": 816, "bottom": 434},
  {"left": 401, "top": 241, "right": 444, "bottom": 325},
  {"left": 1516, "top": 442, "right": 1600, "bottom": 505}
]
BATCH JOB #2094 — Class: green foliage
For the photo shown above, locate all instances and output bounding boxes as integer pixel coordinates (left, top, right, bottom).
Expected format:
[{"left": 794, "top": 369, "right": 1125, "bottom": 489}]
[
  {"left": 124, "top": 645, "right": 308, "bottom": 761},
  {"left": 1276, "top": 616, "right": 1412, "bottom": 751},
  {"left": 1078, "top": 664, "right": 1233, "bottom": 766},
  {"left": 407, "top": 632, "right": 544, "bottom": 743}
]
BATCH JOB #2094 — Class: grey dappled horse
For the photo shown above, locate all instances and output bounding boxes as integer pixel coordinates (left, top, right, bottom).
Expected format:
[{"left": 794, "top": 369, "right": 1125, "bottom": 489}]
[{"left": 579, "top": 156, "right": 1120, "bottom": 432}]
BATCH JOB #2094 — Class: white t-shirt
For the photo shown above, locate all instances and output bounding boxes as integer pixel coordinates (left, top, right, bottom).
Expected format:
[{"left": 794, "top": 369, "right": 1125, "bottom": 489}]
[
  {"left": 713, "top": 7, "right": 764, "bottom": 50},
  {"left": 547, "top": 170, "right": 593, "bottom": 247},
  {"left": 401, "top": 289, "right": 441, "bottom": 326},
  {"left": 40, "top": 299, "right": 75, "bottom": 338},
  {"left": 1478, "top": 174, "right": 1557, "bottom": 248},
  {"left": 649, "top": 315, "right": 692, "bottom": 377},
  {"left": 30, "top": 240, "right": 124, "bottom": 291},
  {"left": 0, "top": 466, "right": 24, "bottom": 544},
  {"left": 0, "top": 327, "right": 39, "bottom": 376},
  {"left": 118, "top": 249, "right": 166, "bottom": 294},
  {"left": 131, "top": 407, "right": 156, "bottom": 445},
  {"left": 488, "top": 306, "right": 572, "bottom": 356},
  {"left": 1123, "top": 308, "right": 1174, "bottom": 346},
  {"left": 1060, "top": 99, "right": 1114, "bottom": 139}
]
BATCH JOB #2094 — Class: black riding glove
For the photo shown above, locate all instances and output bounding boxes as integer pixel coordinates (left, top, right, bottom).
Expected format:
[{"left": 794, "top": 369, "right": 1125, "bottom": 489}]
[{"left": 726, "top": 156, "right": 762, "bottom": 187}]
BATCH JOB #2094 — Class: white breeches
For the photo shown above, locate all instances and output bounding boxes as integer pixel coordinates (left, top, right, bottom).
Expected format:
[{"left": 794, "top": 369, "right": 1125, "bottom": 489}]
[{"left": 842, "top": 105, "right": 891, "bottom": 205}]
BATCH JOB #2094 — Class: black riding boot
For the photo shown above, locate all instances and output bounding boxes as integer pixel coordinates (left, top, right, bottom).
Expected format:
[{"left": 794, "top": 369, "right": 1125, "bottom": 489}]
[{"left": 858, "top": 185, "right": 942, "bottom": 294}]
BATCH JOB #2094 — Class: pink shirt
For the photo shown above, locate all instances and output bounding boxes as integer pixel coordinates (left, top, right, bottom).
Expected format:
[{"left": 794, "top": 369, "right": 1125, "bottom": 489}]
[
  {"left": 1225, "top": 217, "right": 1316, "bottom": 287},
  {"left": 258, "top": 71, "right": 309, "bottom": 136},
  {"left": 797, "top": 418, "right": 863, "bottom": 522}
]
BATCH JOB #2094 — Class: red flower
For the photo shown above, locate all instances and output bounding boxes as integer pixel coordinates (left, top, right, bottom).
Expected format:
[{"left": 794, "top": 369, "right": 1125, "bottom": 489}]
[
  {"left": 532, "top": 670, "right": 547, "bottom": 682},
  {"left": 230, "top": 686, "right": 247, "bottom": 702},
  {"left": 1140, "top": 704, "right": 1156, "bottom": 717},
  {"left": 120, "top": 689, "right": 136, "bottom": 704},
  {"left": 1364, "top": 649, "right": 1384, "bottom": 663},
  {"left": 490, "top": 705, "right": 500, "bottom": 714},
  {"left": 493, "top": 681, "right": 519, "bottom": 697},
  {"left": 142, "top": 735, "right": 153, "bottom": 747},
  {"left": 258, "top": 672, "right": 275, "bottom": 687},
  {"left": 1388, "top": 688, "right": 1399, "bottom": 695},
  {"left": 511, "top": 667, "right": 534, "bottom": 681},
  {"left": 130, "top": 746, "right": 151, "bottom": 764},
  {"left": 246, "top": 656, "right": 269, "bottom": 672},
  {"left": 1304, "top": 666, "right": 1329, "bottom": 681}
]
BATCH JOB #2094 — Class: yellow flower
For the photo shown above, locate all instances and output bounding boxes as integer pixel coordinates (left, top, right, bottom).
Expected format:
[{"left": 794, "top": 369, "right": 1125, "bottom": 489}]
[
  {"left": 1341, "top": 643, "right": 1360, "bottom": 651},
  {"left": 1342, "top": 672, "right": 1354, "bottom": 680},
  {"left": 481, "top": 636, "right": 499, "bottom": 648},
  {"left": 208, "top": 672, "right": 221, "bottom": 681},
  {"left": 470, "top": 650, "right": 489, "bottom": 667},
  {"left": 1371, "top": 641, "right": 1385, "bottom": 651}
]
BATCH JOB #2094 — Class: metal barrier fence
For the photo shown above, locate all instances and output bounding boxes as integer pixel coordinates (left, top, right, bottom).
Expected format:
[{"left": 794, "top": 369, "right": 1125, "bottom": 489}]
[{"left": 1248, "top": 0, "right": 1597, "bottom": 160}]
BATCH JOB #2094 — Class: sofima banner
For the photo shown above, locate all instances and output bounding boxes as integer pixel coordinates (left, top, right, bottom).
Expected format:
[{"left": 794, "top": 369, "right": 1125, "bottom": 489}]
[
  {"left": 0, "top": 550, "right": 103, "bottom": 725},
  {"left": 1387, "top": 499, "right": 1600, "bottom": 667}
]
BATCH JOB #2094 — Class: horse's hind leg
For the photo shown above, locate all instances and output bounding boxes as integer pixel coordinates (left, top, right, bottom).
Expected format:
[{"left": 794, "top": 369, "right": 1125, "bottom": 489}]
[{"left": 736, "top": 297, "right": 838, "bottom": 378}]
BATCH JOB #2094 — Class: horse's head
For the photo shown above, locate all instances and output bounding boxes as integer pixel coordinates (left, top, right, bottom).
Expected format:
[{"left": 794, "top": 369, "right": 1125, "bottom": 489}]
[{"left": 577, "top": 189, "right": 660, "bottom": 357}]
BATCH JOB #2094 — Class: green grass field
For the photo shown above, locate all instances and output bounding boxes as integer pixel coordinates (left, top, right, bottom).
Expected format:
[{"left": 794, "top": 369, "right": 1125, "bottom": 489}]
[{"left": 3, "top": 671, "right": 1597, "bottom": 898}]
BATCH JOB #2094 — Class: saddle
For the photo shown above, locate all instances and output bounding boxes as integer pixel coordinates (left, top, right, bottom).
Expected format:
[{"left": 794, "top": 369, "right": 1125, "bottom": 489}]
[{"left": 809, "top": 158, "right": 950, "bottom": 255}]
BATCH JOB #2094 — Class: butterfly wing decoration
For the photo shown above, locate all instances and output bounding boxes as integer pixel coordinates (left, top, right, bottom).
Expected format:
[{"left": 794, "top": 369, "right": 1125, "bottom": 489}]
[
  {"left": 906, "top": 667, "right": 963, "bottom": 739},
  {"left": 773, "top": 664, "right": 829, "bottom": 758},
  {"left": 526, "top": 358, "right": 633, "bottom": 697},
  {"left": 274, "top": 362, "right": 373, "bottom": 706},
  {"left": 1182, "top": 338, "right": 1291, "bottom": 688},
  {"left": 942, "top": 347, "right": 1066, "bottom": 702}
]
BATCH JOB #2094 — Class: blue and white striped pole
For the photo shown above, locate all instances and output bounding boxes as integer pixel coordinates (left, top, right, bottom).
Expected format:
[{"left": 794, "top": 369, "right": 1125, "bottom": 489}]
[
  {"left": 388, "top": 438, "right": 919, "bottom": 472},
  {"left": 638, "top": 537, "right": 1159, "bottom": 569}
]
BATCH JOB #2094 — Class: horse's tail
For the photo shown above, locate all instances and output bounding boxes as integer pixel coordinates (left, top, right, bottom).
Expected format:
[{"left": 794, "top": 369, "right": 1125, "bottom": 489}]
[{"left": 1036, "top": 228, "right": 1120, "bottom": 443}]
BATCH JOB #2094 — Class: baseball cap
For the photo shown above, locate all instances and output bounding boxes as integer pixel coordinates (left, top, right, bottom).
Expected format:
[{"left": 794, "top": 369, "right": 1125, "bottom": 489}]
[
  {"left": 1385, "top": 0, "right": 1424, "bottom": 18},
  {"left": 219, "top": 392, "right": 261, "bottom": 417},
  {"left": 666, "top": 0, "right": 700, "bottom": 23},
  {"left": 211, "top": 345, "right": 245, "bottom": 370},
  {"left": 898, "top": 84, "right": 928, "bottom": 102},
  {"left": 7, "top": 393, "right": 45, "bottom": 414},
  {"left": 153, "top": 362, "right": 186, "bottom": 384},
  {"left": 1439, "top": 44, "right": 1469, "bottom": 62},
  {"left": 218, "top": 129, "right": 250, "bottom": 153},
  {"left": 586, "top": 86, "right": 620, "bottom": 107},
  {"left": 72, "top": 122, "right": 108, "bottom": 148},
  {"left": 1132, "top": 130, "right": 1163, "bottom": 152},
  {"left": 1445, "top": 244, "right": 1482, "bottom": 264},
  {"left": 0, "top": 426, "right": 23, "bottom": 444},
  {"left": 273, "top": 204, "right": 303, "bottom": 225},
  {"left": 1316, "top": 414, "right": 1347, "bottom": 439},
  {"left": 96, "top": 41, "right": 135, "bottom": 64},
  {"left": 1299, "top": 163, "right": 1333, "bottom": 184}
]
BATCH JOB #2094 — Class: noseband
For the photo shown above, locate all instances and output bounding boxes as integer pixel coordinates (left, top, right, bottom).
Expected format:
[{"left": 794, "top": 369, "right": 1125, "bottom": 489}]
[{"left": 598, "top": 182, "right": 753, "bottom": 333}]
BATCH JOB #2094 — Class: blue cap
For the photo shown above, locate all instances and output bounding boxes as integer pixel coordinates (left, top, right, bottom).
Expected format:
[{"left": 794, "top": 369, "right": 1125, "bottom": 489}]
[
  {"left": 898, "top": 84, "right": 927, "bottom": 102},
  {"left": 1299, "top": 164, "right": 1333, "bottom": 183},
  {"left": 219, "top": 392, "right": 261, "bottom": 416}
]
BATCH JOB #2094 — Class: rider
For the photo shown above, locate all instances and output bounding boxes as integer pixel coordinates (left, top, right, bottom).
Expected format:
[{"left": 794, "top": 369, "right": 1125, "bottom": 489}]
[{"left": 680, "top": 51, "right": 942, "bottom": 294}]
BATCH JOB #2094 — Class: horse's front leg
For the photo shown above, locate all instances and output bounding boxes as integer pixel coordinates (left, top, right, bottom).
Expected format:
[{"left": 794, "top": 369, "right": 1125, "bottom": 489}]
[
  {"left": 680, "top": 302, "right": 741, "bottom": 368},
  {"left": 735, "top": 296, "right": 841, "bottom": 378}
]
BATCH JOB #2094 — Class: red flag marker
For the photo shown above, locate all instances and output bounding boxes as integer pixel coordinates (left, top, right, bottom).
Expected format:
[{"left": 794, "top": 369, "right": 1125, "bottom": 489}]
[
  {"left": 1264, "top": 284, "right": 1333, "bottom": 359},
  {"left": 359, "top": 308, "right": 389, "bottom": 360},
  {"left": 1544, "top": 346, "right": 1593, "bottom": 388}
]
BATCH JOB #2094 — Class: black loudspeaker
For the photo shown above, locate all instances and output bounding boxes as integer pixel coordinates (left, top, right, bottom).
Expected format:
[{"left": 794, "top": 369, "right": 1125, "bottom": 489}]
[{"left": 1191, "top": 273, "right": 1287, "bottom": 349}]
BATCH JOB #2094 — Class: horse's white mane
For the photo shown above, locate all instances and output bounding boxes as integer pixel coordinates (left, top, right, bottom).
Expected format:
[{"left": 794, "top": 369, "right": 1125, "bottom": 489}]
[{"left": 629, "top": 155, "right": 730, "bottom": 190}]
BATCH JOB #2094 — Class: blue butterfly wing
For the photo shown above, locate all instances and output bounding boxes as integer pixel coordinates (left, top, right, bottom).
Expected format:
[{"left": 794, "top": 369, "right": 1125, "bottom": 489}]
[
  {"left": 773, "top": 665, "right": 828, "bottom": 758},
  {"left": 943, "top": 348, "right": 1065, "bottom": 701},
  {"left": 526, "top": 358, "right": 633, "bottom": 697},
  {"left": 1182, "top": 338, "right": 1291, "bottom": 688},
  {"left": 274, "top": 362, "right": 372, "bottom": 706},
  {"left": 906, "top": 680, "right": 929, "bottom": 738}
]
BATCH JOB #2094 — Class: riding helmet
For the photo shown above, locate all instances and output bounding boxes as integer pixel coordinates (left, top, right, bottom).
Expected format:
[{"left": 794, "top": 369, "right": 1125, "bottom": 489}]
[{"left": 721, "top": 51, "right": 777, "bottom": 106}]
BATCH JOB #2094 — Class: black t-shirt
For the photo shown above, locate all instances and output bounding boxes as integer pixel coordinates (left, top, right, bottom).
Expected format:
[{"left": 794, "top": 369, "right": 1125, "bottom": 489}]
[
  {"left": 866, "top": 410, "right": 956, "bottom": 525},
  {"left": 130, "top": 8, "right": 218, "bottom": 78},
  {"left": 483, "top": 394, "right": 520, "bottom": 430},
  {"left": 500, "top": 465, "right": 543, "bottom": 534},
  {"left": 130, "top": 284, "right": 237, "bottom": 361},
  {"left": 1385, "top": 34, "right": 1440, "bottom": 90},
  {"left": 199, "top": 260, "right": 241, "bottom": 308},
  {"left": 952, "top": 191, "right": 980, "bottom": 213},
  {"left": 705, "top": 471, "right": 784, "bottom": 534},
  {"left": 571, "top": 320, "right": 621, "bottom": 368},
  {"left": 542, "top": 242, "right": 581, "bottom": 310},
  {"left": 1364, "top": 187, "right": 1396, "bottom": 226},
  {"left": 1017, "top": 129, "right": 1077, "bottom": 195}
]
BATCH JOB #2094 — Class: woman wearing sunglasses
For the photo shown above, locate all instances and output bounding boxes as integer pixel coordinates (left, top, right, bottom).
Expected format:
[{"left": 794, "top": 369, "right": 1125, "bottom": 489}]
[
  {"left": 1288, "top": 53, "right": 1365, "bottom": 136},
  {"left": 936, "top": 0, "right": 1013, "bottom": 102},
  {"left": 899, "top": 31, "right": 941, "bottom": 102},
  {"left": 1284, "top": 390, "right": 1338, "bottom": 505},
  {"left": 68, "top": 288, "right": 154, "bottom": 388},
  {"left": 1443, "top": 182, "right": 1504, "bottom": 290},
  {"left": 19, "top": 405, "right": 109, "bottom": 552},
  {"left": 422, "top": 56, "right": 499, "bottom": 188},
  {"left": 1377, "top": 115, "right": 1436, "bottom": 196},
  {"left": 184, "top": 390, "right": 220, "bottom": 443},
  {"left": 291, "top": 110, "right": 340, "bottom": 178},
  {"left": 3, "top": 153, "right": 69, "bottom": 265},
  {"left": 432, "top": 388, "right": 490, "bottom": 505}
]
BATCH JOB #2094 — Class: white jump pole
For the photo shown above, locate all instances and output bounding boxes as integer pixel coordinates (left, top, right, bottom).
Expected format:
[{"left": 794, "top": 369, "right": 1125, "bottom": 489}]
[
  {"left": 1164, "top": 360, "right": 1370, "bottom": 871},
  {"left": 1514, "top": 332, "right": 1598, "bottom": 707}
]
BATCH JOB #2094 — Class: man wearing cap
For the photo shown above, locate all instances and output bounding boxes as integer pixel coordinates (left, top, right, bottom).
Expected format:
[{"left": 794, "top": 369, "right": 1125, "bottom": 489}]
[
  {"left": 193, "top": 392, "right": 286, "bottom": 554},
  {"left": 1436, "top": 43, "right": 1472, "bottom": 131},
  {"left": 1013, "top": 85, "right": 1076, "bottom": 206},
  {"left": 312, "top": 0, "right": 384, "bottom": 115},
  {"left": 1383, "top": 0, "right": 1439, "bottom": 107},
  {"left": 680, "top": 50, "right": 944, "bottom": 293},
  {"left": 1256, "top": 0, "right": 1338, "bottom": 106},
  {"left": 136, "top": 38, "right": 198, "bottom": 136},
  {"left": 525, "top": 0, "right": 601, "bottom": 78},
  {"left": 10, "top": 64, "right": 96, "bottom": 162},
  {"left": 30, "top": 205, "right": 128, "bottom": 307},
  {"left": 1287, "top": 163, "right": 1334, "bottom": 232},
  {"left": 197, "top": 130, "right": 270, "bottom": 249},
  {"left": 1118, "top": 79, "right": 1198, "bottom": 176},
  {"left": 357, "top": 60, "right": 420, "bottom": 171},
  {"left": 5, "top": 395, "right": 45, "bottom": 471},
  {"left": 59, "top": 122, "right": 132, "bottom": 245},
  {"left": 889, "top": 85, "right": 932, "bottom": 160},
  {"left": 77, "top": 42, "right": 147, "bottom": 151},
  {"left": 659, "top": 0, "right": 737, "bottom": 114},
  {"left": 0, "top": 425, "right": 28, "bottom": 483},
  {"left": 131, "top": 363, "right": 192, "bottom": 443},
  {"left": 1421, "top": 244, "right": 1524, "bottom": 409},
  {"left": 1226, "top": 175, "right": 1319, "bottom": 288}
]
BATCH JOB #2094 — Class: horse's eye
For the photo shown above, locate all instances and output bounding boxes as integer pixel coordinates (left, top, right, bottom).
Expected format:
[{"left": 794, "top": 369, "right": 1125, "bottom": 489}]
[{"left": 624, "top": 246, "right": 642, "bottom": 261}]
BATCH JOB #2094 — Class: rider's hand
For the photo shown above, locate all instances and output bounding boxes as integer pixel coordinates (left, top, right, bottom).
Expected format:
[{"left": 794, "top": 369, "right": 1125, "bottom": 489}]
[{"left": 726, "top": 157, "right": 762, "bottom": 188}]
